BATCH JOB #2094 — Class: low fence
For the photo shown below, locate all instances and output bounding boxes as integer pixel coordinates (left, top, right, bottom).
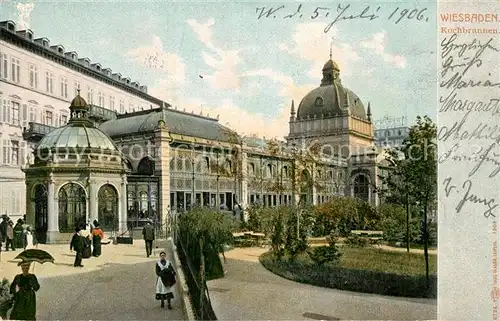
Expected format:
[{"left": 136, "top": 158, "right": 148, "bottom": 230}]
[{"left": 175, "top": 225, "right": 217, "bottom": 320}]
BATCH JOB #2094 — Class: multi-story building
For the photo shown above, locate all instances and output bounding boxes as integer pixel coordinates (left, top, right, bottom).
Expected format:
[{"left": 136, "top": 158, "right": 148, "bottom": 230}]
[
  {"left": 374, "top": 126, "right": 410, "bottom": 148},
  {"left": 0, "top": 19, "right": 164, "bottom": 221},
  {"left": 1, "top": 20, "right": 393, "bottom": 243}
]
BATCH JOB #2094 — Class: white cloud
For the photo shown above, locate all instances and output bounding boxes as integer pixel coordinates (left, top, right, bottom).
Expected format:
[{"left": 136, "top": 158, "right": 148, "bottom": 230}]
[
  {"left": 360, "top": 32, "right": 407, "bottom": 68},
  {"left": 182, "top": 98, "right": 291, "bottom": 139},
  {"left": 278, "top": 22, "right": 361, "bottom": 79},
  {"left": 127, "top": 36, "right": 186, "bottom": 102},
  {"left": 16, "top": 2, "right": 35, "bottom": 30},
  {"left": 187, "top": 18, "right": 243, "bottom": 91}
]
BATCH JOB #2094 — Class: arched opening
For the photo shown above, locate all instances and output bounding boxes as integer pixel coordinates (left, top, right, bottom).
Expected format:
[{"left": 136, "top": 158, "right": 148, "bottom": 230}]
[
  {"left": 353, "top": 174, "right": 370, "bottom": 201},
  {"left": 137, "top": 157, "right": 154, "bottom": 175},
  {"left": 58, "top": 183, "right": 87, "bottom": 233},
  {"left": 98, "top": 184, "right": 119, "bottom": 231},
  {"left": 139, "top": 191, "right": 148, "bottom": 217},
  {"left": 124, "top": 158, "right": 133, "bottom": 172},
  {"left": 33, "top": 184, "right": 48, "bottom": 244},
  {"left": 300, "top": 169, "right": 313, "bottom": 205}
]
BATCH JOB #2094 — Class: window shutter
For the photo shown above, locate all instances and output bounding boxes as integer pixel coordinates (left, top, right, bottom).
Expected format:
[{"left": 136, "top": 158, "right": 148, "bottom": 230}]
[
  {"left": 0, "top": 98, "right": 2, "bottom": 122},
  {"left": 22, "top": 104, "right": 27, "bottom": 127},
  {"left": 6, "top": 100, "right": 10, "bottom": 123},
  {"left": 1, "top": 99, "right": 6, "bottom": 123},
  {"left": 20, "top": 141, "right": 25, "bottom": 167}
]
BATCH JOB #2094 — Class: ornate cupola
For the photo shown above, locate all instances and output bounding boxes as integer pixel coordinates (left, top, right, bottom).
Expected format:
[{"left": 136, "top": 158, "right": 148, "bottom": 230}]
[
  {"left": 68, "top": 89, "right": 93, "bottom": 126},
  {"left": 320, "top": 45, "right": 341, "bottom": 86}
]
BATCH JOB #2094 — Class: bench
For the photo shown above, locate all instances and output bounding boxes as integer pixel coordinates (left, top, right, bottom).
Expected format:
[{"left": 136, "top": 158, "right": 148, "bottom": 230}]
[
  {"left": 350, "top": 230, "right": 384, "bottom": 246},
  {"left": 232, "top": 231, "right": 266, "bottom": 247}
]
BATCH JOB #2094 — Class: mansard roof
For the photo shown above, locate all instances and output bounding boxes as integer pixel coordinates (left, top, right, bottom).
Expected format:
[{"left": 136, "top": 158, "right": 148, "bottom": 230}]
[
  {"left": 0, "top": 21, "right": 157, "bottom": 101},
  {"left": 98, "top": 107, "right": 237, "bottom": 142}
]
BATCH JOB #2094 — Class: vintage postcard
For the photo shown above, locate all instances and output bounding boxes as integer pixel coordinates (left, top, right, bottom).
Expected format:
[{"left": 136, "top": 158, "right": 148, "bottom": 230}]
[{"left": 0, "top": 0, "right": 497, "bottom": 320}]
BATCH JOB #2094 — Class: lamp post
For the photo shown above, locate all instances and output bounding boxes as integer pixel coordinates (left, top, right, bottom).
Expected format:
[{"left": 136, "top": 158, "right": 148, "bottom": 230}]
[
  {"left": 290, "top": 142, "right": 300, "bottom": 239},
  {"left": 216, "top": 151, "right": 220, "bottom": 212},
  {"left": 191, "top": 144, "right": 195, "bottom": 211}
]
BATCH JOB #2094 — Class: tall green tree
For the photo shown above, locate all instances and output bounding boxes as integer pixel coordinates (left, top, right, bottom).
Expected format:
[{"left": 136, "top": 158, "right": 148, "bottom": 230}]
[{"left": 382, "top": 115, "right": 437, "bottom": 288}]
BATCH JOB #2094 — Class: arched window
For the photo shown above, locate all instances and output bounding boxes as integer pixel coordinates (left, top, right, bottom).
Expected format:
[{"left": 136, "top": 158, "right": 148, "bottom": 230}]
[
  {"left": 98, "top": 184, "right": 119, "bottom": 231},
  {"left": 203, "top": 157, "right": 210, "bottom": 172},
  {"left": 248, "top": 163, "right": 255, "bottom": 176},
  {"left": 58, "top": 183, "right": 86, "bottom": 232},
  {"left": 353, "top": 174, "right": 370, "bottom": 201},
  {"left": 283, "top": 165, "right": 288, "bottom": 177},
  {"left": 137, "top": 157, "right": 154, "bottom": 175},
  {"left": 267, "top": 164, "right": 272, "bottom": 178},
  {"left": 34, "top": 184, "right": 48, "bottom": 243},
  {"left": 185, "top": 158, "right": 192, "bottom": 172},
  {"left": 124, "top": 159, "right": 133, "bottom": 172}
]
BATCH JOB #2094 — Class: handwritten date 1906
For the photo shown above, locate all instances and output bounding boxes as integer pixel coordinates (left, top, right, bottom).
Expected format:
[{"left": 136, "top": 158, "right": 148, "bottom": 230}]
[
  {"left": 443, "top": 177, "right": 497, "bottom": 218},
  {"left": 256, "top": 4, "right": 429, "bottom": 32}
]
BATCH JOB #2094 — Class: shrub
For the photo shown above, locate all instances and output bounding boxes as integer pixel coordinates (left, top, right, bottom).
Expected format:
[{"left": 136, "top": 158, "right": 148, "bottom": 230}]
[
  {"left": 0, "top": 278, "right": 13, "bottom": 316},
  {"left": 307, "top": 245, "right": 342, "bottom": 266},
  {"left": 286, "top": 237, "right": 309, "bottom": 261},
  {"left": 344, "top": 234, "right": 369, "bottom": 248}
]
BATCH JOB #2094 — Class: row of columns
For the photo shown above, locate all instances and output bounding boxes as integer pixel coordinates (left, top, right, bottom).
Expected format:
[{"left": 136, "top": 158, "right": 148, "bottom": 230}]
[{"left": 32, "top": 175, "right": 128, "bottom": 244}]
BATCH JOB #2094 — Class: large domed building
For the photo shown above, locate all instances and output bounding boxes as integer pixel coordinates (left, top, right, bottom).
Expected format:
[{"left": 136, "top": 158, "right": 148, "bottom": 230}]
[
  {"left": 23, "top": 92, "right": 128, "bottom": 243},
  {"left": 288, "top": 56, "right": 374, "bottom": 152},
  {"left": 287, "top": 55, "right": 387, "bottom": 206}
]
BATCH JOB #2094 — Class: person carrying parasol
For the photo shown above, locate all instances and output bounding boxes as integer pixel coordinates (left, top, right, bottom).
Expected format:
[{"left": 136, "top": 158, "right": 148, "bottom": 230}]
[{"left": 9, "top": 262, "right": 40, "bottom": 320}]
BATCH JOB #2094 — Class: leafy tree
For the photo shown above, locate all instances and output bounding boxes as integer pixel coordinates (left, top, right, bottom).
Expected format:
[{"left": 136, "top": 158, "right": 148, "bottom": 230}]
[
  {"left": 382, "top": 116, "right": 437, "bottom": 288},
  {"left": 177, "top": 207, "right": 235, "bottom": 279}
]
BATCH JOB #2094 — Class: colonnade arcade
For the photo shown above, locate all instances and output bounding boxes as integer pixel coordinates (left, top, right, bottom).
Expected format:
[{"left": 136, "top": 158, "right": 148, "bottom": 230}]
[
  {"left": 25, "top": 176, "right": 127, "bottom": 244},
  {"left": 168, "top": 143, "right": 238, "bottom": 213}
]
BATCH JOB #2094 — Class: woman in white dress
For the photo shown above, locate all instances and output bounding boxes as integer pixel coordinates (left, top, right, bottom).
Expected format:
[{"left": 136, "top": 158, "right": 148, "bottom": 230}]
[
  {"left": 23, "top": 227, "right": 35, "bottom": 250},
  {"left": 155, "top": 251, "right": 176, "bottom": 309}
]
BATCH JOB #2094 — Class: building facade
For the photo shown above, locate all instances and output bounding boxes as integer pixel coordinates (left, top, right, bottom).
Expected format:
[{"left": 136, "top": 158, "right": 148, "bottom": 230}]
[
  {"left": 2, "top": 21, "right": 391, "bottom": 243},
  {"left": 374, "top": 126, "right": 410, "bottom": 148},
  {"left": 0, "top": 20, "right": 164, "bottom": 222}
]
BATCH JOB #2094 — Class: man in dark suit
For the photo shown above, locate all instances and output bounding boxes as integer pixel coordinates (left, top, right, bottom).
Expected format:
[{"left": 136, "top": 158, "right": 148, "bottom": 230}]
[{"left": 142, "top": 221, "right": 155, "bottom": 257}]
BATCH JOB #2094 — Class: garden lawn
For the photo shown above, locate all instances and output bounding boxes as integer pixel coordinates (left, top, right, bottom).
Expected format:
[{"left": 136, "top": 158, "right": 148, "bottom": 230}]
[
  {"left": 335, "top": 247, "right": 437, "bottom": 276},
  {"left": 260, "top": 246, "right": 437, "bottom": 298}
]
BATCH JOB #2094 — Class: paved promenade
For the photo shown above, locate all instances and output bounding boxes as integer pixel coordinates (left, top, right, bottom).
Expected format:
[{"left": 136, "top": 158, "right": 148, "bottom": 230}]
[
  {"left": 207, "top": 247, "right": 437, "bottom": 320},
  {"left": 0, "top": 240, "right": 184, "bottom": 320}
]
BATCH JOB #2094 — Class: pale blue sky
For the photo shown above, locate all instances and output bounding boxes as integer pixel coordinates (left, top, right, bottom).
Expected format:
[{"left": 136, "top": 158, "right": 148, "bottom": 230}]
[{"left": 1, "top": 0, "right": 437, "bottom": 138}]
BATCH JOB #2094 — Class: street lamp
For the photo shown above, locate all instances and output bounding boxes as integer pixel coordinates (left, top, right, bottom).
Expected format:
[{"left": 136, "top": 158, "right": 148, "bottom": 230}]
[{"left": 191, "top": 144, "right": 195, "bottom": 210}]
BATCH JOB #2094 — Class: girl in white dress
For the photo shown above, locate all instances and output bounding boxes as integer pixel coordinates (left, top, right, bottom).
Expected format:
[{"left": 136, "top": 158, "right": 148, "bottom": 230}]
[{"left": 155, "top": 251, "right": 176, "bottom": 309}]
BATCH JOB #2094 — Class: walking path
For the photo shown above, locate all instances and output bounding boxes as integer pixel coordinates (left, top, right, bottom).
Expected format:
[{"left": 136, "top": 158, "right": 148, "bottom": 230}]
[
  {"left": 207, "top": 247, "right": 437, "bottom": 320},
  {"left": 0, "top": 240, "right": 184, "bottom": 320}
]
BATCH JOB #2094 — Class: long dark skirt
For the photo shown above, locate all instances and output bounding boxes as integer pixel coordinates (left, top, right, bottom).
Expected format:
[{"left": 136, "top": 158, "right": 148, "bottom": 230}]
[
  {"left": 82, "top": 237, "right": 92, "bottom": 259},
  {"left": 10, "top": 289, "right": 37, "bottom": 320},
  {"left": 92, "top": 236, "right": 102, "bottom": 257}
]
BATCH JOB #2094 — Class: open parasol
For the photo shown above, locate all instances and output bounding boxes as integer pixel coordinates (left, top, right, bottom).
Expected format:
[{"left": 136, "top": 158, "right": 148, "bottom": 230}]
[{"left": 15, "top": 249, "right": 55, "bottom": 264}]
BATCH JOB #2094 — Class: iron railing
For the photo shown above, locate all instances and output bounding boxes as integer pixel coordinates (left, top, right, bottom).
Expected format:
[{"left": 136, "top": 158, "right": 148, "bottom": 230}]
[
  {"left": 174, "top": 224, "right": 217, "bottom": 320},
  {"left": 88, "top": 104, "right": 117, "bottom": 121}
]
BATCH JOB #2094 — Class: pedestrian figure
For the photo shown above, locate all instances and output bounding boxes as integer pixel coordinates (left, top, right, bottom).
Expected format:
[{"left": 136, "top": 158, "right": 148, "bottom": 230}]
[
  {"left": 23, "top": 227, "right": 36, "bottom": 250},
  {"left": 0, "top": 217, "right": 8, "bottom": 251},
  {"left": 5, "top": 221, "right": 14, "bottom": 251},
  {"left": 9, "top": 262, "right": 40, "bottom": 320},
  {"left": 78, "top": 223, "right": 92, "bottom": 259},
  {"left": 13, "top": 220, "right": 24, "bottom": 249},
  {"left": 70, "top": 227, "right": 84, "bottom": 267},
  {"left": 142, "top": 221, "right": 155, "bottom": 257},
  {"left": 155, "top": 251, "right": 176, "bottom": 309},
  {"left": 91, "top": 223, "right": 104, "bottom": 257}
]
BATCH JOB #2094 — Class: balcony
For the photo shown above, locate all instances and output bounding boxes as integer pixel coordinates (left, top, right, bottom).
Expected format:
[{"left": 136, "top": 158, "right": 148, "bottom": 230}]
[
  {"left": 88, "top": 104, "right": 117, "bottom": 122},
  {"left": 23, "top": 122, "right": 56, "bottom": 142}
]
